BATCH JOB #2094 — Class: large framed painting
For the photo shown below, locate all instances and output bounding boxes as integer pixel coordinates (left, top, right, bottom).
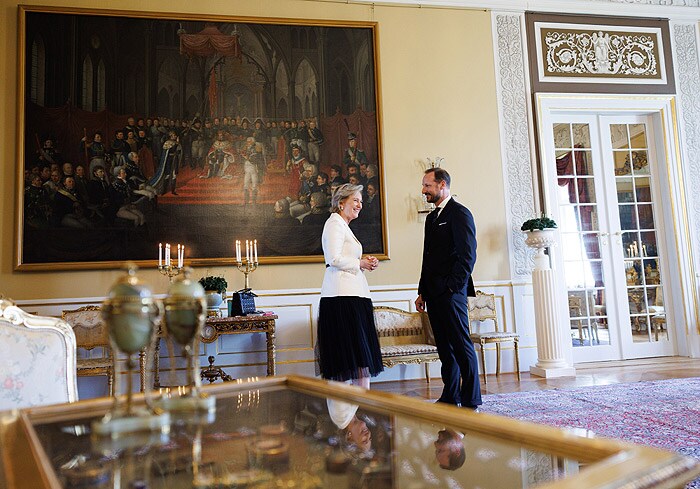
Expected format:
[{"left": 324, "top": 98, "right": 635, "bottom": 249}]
[{"left": 16, "top": 6, "right": 386, "bottom": 270}]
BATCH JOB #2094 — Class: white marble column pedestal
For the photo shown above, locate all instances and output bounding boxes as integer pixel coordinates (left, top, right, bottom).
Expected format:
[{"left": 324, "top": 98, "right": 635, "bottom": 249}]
[{"left": 525, "top": 230, "right": 576, "bottom": 378}]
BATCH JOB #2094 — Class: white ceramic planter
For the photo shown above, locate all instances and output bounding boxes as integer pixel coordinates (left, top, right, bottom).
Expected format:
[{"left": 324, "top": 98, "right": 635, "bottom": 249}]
[
  {"left": 524, "top": 228, "right": 557, "bottom": 251},
  {"left": 205, "top": 291, "right": 224, "bottom": 309}
]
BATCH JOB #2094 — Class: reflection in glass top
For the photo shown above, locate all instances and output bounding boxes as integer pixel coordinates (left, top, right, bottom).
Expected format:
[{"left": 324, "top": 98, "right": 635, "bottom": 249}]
[{"left": 33, "top": 387, "right": 577, "bottom": 489}]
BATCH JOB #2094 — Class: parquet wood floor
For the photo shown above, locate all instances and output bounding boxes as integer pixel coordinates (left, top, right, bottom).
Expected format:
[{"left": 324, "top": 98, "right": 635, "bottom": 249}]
[{"left": 371, "top": 356, "right": 700, "bottom": 400}]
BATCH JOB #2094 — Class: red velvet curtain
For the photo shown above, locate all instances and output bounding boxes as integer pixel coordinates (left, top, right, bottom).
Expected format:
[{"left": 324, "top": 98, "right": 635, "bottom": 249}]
[{"left": 179, "top": 25, "right": 241, "bottom": 59}]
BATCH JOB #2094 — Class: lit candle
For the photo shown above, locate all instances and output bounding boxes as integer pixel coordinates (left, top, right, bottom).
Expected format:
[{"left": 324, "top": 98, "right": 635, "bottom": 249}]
[
  {"left": 165, "top": 243, "right": 169, "bottom": 266},
  {"left": 181, "top": 245, "right": 185, "bottom": 267},
  {"left": 177, "top": 244, "right": 182, "bottom": 268},
  {"left": 236, "top": 240, "right": 241, "bottom": 264},
  {"left": 246, "top": 240, "right": 250, "bottom": 263},
  {"left": 254, "top": 239, "right": 258, "bottom": 264},
  {"left": 159, "top": 243, "right": 162, "bottom": 267}
]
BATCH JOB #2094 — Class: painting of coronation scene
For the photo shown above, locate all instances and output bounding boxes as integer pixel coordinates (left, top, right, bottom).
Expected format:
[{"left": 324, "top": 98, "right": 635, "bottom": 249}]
[{"left": 19, "top": 8, "right": 384, "bottom": 268}]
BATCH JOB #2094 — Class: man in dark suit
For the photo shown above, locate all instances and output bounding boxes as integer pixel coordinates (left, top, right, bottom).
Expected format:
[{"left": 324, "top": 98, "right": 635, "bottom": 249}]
[{"left": 415, "top": 168, "right": 481, "bottom": 410}]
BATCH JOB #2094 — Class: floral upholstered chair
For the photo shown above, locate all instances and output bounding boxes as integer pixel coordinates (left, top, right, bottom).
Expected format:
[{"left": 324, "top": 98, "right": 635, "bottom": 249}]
[
  {"left": 0, "top": 298, "right": 78, "bottom": 410},
  {"left": 62, "top": 305, "right": 114, "bottom": 396},
  {"left": 373, "top": 306, "right": 439, "bottom": 383}
]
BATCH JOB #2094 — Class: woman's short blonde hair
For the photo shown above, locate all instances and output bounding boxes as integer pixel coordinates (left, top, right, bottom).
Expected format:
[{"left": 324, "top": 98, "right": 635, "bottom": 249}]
[{"left": 331, "top": 183, "right": 363, "bottom": 213}]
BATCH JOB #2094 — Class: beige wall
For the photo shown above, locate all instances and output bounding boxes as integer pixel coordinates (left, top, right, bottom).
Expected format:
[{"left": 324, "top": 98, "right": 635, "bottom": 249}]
[{"left": 0, "top": 0, "right": 509, "bottom": 300}]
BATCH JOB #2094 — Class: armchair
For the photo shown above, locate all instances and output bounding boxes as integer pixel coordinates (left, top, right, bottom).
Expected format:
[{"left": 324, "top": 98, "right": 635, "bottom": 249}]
[
  {"left": 62, "top": 305, "right": 150, "bottom": 393},
  {"left": 468, "top": 291, "right": 520, "bottom": 384},
  {"left": 62, "top": 305, "right": 114, "bottom": 396},
  {"left": 0, "top": 298, "right": 78, "bottom": 410}
]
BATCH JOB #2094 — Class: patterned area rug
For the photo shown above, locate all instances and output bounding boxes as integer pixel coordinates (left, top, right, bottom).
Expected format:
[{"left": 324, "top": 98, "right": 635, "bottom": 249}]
[{"left": 482, "top": 378, "right": 700, "bottom": 488}]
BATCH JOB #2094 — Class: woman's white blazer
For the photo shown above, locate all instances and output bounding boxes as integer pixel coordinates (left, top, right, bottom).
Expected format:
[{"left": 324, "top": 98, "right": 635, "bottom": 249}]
[{"left": 320, "top": 213, "right": 371, "bottom": 298}]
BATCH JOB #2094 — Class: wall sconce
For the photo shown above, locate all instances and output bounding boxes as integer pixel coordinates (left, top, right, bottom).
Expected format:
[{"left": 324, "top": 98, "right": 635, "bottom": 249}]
[{"left": 417, "top": 157, "right": 444, "bottom": 216}]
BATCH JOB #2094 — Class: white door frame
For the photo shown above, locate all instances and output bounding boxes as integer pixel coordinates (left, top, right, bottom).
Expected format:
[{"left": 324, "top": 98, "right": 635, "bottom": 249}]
[{"left": 534, "top": 93, "right": 693, "bottom": 362}]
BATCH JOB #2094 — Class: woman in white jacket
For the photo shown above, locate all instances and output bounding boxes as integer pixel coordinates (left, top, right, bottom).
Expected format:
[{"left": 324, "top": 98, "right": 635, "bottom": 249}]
[{"left": 317, "top": 183, "right": 383, "bottom": 388}]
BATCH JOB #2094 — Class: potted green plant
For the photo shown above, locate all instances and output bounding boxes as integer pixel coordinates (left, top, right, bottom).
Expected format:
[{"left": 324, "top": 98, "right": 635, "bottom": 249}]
[
  {"left": 198, "top": 275, "right": 228, "bottom": 311},
  {"left": 520, "top": 214, "right": 557, "bottom": 232}
]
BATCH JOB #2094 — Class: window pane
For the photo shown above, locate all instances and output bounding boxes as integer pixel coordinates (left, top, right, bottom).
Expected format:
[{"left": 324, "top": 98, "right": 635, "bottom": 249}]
[
  {"left": 635, "top": 177, "right": 651, "bottom": 202},
  {"left": 643, "top": 259, "right": 661, "bottom": 285},
  {"left": 629, "top": 124, "right": 648, "bottom": 149},
  {"left": 610, "top": 124, "right": 629, "bottom": 149},
  {"left": 579, "top": 205, "right": 598, "bottom": 231},
  {"left": 587, "top": 261, "right": 604, "bottom": 287},
  {"left": 581, "top": 233, "right": 601, "bottom": 260},
  {"left": 614, "top": 151, "right": 631, "bottom": 176},
  {"left": 572, "top": 124, "right": 591, "bottom": 148},
  {"left": 577, "top": 178, "right": 596, "bottom": 203},
  {"left": 554, "top": 123, "right": 572, "bottom": 149},
  {"left": 616, "top": 177, "right": 634, "bottom": 203},
  {"left": 638, "top": 204, "right": 655, "bottom": 229},
  {"left": 556, "top": 153, "right": 574, "bottom": 177},
  {"left": 640, "top": 231, "right": 658, "bottom": 257},
  {"left": 632, "top": 150, "right": 649, "bottom": 175},
  {"left": 619, "top": 204, "right": 637, "bottom": 230},
  {"left": 574, "top": 150, "right": 593, "bottom": 176},
  {"left": 625, "top": 261, "right": 643, "bottom": 285},
  {"left": 628, "top": 288, "right": 646, "bottom": 313}
]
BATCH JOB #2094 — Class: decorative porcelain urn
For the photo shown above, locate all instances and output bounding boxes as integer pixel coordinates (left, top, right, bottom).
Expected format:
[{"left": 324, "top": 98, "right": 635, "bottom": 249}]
[{"left": 524, "top": 228, "right": 558, "bottom": 251}]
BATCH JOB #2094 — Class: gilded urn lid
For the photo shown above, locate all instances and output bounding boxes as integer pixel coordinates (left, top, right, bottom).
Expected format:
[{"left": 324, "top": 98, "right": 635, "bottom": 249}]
[
  {"left": 107, "top": 262, "right": 153, "bottom": 299},
  {"left": 168, "top": 267, "right": 205, "bottom": 298}
]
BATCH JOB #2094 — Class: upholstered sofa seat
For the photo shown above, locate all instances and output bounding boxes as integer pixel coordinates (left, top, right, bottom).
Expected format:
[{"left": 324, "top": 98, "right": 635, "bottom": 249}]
[{"left": 373, "top": 306, "right": 439, "bottom": 382}]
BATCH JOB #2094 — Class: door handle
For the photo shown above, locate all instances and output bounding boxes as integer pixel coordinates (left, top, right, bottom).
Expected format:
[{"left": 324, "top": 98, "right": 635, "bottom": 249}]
[
  {"left": 599, "top": 232, "right": 609, "bottom": 246},
  {"left": 612, "top": 231, "right": 622, "bottom": 245}
]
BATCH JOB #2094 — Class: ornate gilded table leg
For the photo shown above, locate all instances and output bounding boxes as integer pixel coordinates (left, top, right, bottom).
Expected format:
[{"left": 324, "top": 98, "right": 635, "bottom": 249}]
[
  {"left": 153, "top": 326, "right": 162, "bottom": 388},
  {"left": 138, "top": 349, "right": 146, "bottom": 392},
  {"left": 266, "top": 320, "right": 276, "bottom": 376}
]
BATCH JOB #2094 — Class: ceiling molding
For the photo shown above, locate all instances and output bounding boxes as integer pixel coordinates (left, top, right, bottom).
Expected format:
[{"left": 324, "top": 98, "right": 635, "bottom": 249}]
[{"left": 344, "top": 0, "right": 700, "bottom": 20}]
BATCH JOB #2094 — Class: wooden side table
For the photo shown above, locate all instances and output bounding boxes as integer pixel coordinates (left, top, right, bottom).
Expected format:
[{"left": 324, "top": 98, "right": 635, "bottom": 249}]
[{"left": 202, "top": 314, "right": 278, "bottom": 376}]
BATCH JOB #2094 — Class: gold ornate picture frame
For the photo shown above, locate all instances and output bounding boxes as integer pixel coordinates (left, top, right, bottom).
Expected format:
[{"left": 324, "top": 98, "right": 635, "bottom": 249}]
[{"left": 16, "top": 6, "right": 386, "bottom": 271}]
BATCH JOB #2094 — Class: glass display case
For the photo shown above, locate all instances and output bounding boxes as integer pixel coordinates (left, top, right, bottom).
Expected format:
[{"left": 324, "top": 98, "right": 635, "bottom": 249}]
[{"left": 1, "top": 375, "right": 698, "bottom": 488}]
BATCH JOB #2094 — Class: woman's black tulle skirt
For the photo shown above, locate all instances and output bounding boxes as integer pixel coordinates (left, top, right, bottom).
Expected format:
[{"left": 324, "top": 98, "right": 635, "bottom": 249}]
[{"left": 316, "top": 296, "right": 384, "bottom": 382}]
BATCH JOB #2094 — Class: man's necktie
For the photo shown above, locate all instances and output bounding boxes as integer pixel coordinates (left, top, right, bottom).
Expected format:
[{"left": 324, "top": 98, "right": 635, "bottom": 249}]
[{"left": 427, "top": 208, "right": 439, "bottom": 226}]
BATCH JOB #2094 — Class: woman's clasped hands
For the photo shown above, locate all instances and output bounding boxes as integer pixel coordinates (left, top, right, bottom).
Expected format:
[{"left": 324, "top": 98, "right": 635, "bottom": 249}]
[{"left": 360, "top": 255, "right": 379, "bottom": 272}]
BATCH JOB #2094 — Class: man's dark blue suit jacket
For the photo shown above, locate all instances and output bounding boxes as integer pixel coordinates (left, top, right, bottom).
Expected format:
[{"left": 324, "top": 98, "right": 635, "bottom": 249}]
[{"left": 418, "top": 197, "right": 476, "bottom": 300}]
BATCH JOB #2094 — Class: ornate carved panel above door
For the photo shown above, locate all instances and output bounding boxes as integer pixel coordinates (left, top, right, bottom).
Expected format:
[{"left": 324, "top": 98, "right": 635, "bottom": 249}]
[
  {"left": 526, "top": 13, "right": 675, "bottom": 94},
  {"left": 536, "top": 23, "right": 665, "bottom": 83}
]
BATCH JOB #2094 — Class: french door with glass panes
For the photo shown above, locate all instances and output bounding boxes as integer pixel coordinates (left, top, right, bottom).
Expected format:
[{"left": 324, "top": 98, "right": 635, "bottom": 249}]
[{"left": 546, "top": 114, "right": 675, "bottom": 363}]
